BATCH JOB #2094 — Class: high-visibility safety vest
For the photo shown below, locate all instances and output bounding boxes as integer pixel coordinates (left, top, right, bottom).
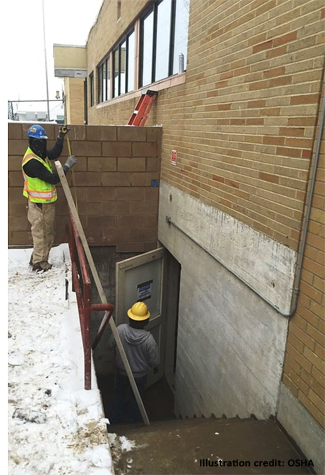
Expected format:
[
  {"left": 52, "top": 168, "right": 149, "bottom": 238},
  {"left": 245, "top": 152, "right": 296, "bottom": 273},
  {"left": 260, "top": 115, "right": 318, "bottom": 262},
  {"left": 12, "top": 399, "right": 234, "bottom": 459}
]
[{"left": 22, "top": 148, "right": 57, "bottom": 203}]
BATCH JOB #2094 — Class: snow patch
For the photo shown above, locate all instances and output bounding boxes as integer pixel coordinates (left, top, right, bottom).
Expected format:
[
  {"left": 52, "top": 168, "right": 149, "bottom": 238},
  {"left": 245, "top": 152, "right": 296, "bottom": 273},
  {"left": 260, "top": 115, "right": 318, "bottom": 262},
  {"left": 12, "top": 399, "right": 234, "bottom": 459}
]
[{"left": 8, "top": 245, "right": 114, "bottom": 475}]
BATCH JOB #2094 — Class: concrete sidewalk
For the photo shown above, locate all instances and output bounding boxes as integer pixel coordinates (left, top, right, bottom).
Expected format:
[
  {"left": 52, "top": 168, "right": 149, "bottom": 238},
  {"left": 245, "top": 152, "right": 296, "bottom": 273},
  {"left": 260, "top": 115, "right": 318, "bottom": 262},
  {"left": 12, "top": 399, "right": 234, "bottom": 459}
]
[{"left": 109, "top": 417, "right": 315, "bottom": 475}]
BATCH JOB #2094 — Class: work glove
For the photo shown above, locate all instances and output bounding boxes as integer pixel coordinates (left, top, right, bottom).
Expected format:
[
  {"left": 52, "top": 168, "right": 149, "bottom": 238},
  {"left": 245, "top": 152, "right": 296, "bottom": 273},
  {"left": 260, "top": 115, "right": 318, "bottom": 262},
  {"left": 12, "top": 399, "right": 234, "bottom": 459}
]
[
  {"left": 58, "top": 125, "right": 70, "bottom": 140},
  {"left": 64, "top": 155, "right": 77, "bottom": 171}
]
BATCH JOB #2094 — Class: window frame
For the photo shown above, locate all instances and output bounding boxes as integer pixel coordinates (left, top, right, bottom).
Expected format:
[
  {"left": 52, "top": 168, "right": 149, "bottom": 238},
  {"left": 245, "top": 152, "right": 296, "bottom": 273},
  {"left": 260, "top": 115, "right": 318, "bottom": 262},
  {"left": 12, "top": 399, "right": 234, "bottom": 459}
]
[
  {"left": 114, "top": 28, "right": 136, "bottom": 99},
  {"left": 97, "top": 55, "right": 110, "bottom": 103},
  {"left": 112, "top": 47, "right": 120, "bottom": 98},
  {"left": 89, "top": 72, "right": 94, "bottom": 107}
]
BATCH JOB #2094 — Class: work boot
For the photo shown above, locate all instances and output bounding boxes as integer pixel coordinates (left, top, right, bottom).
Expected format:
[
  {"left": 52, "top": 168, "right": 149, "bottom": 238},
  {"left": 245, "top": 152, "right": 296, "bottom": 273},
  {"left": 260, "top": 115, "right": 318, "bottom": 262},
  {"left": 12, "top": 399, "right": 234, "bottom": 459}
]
[
  {"left": 32, "top": 263, "right": 43, "bottom": 272},
  {"left": 29, "top": 253, "right": 34, "bottom": 266},
  {"left": 32, "top": 262, "right": 52, "bottom": 273},
  {"left": 41, "top": 262, "right": 53, "bottom": 271}
]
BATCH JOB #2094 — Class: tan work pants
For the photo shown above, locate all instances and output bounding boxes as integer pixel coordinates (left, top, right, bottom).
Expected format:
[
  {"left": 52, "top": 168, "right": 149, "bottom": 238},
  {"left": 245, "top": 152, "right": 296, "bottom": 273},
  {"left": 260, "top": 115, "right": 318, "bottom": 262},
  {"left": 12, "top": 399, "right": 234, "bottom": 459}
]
[{"left": 28, "top": 201, "right": 56, "bottom": 266}]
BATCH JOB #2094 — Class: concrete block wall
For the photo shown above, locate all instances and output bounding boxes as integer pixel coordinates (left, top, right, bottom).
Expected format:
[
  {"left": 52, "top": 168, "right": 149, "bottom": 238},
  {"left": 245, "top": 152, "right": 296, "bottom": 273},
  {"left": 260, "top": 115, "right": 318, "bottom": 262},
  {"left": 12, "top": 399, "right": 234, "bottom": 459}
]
[{"left": 8, "top": 122, "right": 161, "bottom": 252}]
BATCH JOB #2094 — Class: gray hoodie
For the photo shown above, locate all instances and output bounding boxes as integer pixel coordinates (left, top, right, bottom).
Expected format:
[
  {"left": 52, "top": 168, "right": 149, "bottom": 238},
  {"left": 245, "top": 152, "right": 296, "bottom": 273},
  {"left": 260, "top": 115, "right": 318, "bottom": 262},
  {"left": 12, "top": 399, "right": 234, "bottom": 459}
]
[{"left": 109, "top": 324, "right": 160, "bottom": 377}]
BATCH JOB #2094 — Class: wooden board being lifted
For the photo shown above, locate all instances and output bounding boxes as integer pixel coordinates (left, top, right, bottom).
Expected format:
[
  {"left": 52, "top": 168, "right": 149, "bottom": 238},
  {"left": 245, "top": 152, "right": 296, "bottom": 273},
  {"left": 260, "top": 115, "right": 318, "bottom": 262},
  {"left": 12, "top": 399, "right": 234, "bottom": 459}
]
[{"left": 55, "top": 160, "right": 150, "bottom": 426}]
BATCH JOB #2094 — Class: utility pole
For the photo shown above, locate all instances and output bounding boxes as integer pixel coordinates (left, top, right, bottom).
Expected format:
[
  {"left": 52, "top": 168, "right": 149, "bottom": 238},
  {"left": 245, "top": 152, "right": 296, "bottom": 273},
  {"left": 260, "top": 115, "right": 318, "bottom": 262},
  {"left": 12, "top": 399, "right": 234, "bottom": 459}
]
[
  {"left": 8, "top": 101, "right": 14, "bottom": 120},
  {"left": 42, "top": 0, "right": 50, "bottom": 121}
]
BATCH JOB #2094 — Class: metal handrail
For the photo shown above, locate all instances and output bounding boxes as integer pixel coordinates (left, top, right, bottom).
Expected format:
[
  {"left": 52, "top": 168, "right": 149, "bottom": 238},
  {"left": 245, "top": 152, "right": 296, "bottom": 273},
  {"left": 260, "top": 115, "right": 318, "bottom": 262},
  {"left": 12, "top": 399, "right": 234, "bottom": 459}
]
[{"left": 66, "top": 209, "right": 114, "bottom": 389}]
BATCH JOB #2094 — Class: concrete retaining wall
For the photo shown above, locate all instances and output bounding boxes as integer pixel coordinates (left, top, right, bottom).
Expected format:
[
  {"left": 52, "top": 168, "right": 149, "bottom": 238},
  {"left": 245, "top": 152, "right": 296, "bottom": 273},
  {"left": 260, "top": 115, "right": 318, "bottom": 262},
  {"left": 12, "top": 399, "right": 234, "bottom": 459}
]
[{"left": 159, "top": 181, "right": 289, "bottom": 420}]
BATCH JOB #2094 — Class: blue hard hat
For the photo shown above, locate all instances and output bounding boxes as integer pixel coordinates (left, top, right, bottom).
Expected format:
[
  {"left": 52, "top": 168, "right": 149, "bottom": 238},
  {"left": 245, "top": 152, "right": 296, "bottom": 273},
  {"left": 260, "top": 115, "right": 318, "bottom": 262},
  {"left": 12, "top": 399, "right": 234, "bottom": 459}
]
[{"left": 27, "top": 125, "right": 48, "bottom": 140}]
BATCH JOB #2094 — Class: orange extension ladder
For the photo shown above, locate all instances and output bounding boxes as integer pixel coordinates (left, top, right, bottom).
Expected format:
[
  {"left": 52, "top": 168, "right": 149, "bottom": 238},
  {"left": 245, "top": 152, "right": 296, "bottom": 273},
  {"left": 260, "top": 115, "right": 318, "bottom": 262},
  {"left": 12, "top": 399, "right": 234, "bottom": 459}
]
[{"left": 128, "top": 90, "right": 158, "bottom": 126}]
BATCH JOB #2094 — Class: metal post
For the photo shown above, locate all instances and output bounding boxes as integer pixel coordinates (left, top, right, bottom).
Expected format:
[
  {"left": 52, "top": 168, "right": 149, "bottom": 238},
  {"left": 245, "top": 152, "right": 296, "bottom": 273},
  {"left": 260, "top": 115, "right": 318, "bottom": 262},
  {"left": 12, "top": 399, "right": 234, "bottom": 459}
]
[
  {"left": 84, "top": 306, "right": 92, "bottom": 390},
  {"left": 179, "top": 53, "right": 184, "bottom": 73},
  {"left": 42, "top": 0, "right": 50, "bottom": 121}
]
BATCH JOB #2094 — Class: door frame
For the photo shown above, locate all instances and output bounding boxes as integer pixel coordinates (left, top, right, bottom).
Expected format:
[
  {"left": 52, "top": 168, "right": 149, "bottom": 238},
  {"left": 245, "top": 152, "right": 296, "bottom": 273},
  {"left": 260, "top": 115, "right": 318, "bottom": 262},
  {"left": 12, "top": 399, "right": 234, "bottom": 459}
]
[
  {"left": 162, "top": 249, "right": 181, "bottom": 393},
  {"left": 115, "top": 246, "right": 181, "bottom": 392}
]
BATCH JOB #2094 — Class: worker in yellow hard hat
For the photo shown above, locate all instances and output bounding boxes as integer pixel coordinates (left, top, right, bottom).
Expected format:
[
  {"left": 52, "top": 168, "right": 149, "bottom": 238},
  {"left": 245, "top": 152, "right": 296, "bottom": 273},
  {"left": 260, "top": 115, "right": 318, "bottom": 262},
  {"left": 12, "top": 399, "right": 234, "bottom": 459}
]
[{"left": 108, "top": 301, "right": 159, "bottom": 424}]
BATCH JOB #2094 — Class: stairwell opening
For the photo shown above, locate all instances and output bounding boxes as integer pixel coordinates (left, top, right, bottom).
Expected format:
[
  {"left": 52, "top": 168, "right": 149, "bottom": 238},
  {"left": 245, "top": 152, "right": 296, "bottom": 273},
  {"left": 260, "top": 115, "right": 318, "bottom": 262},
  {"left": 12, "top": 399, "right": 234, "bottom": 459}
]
[
  {"left": 88, "top": 251, "right": 316, "bottom": 475},
  {"left": 90, "top": 247, "right": 181, "bottom": 425}
]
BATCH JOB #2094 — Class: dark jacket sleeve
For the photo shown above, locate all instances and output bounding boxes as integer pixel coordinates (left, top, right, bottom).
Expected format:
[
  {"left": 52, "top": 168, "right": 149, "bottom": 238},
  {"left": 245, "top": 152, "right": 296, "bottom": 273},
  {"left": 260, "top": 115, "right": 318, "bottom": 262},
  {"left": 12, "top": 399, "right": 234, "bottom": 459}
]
[{"left": 47, "top": 138, "right": 64, "bottom": 161}]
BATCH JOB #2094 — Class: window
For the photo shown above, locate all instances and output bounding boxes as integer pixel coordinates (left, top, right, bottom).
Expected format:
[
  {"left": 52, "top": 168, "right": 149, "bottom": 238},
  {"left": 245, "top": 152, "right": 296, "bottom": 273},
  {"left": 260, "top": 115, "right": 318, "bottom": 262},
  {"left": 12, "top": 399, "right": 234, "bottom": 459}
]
[
  {"left": 113, "top": 48, "right": 119, "bottom": 98},
  {"left": 155, "top": 0, "right": 172, "bottom": 81},
  {"left": 141, "top": 11, "right": 154, "bottom": 87},
  {"left": 89, "top": 72, "right": 94, "bottom": 107},
  {"left": 96, "top": 0, "right": 189, "bottom": 103},
  {"left": 140, "top": 0, "right": 189, "bottom": 87},
  {"left": 98, "top": 57, "right": 110, "bottom": 102},
  {"left": 112, "top": 29, "right": 135, "bottom": 99},
  {"left": 127, "top": 30, "right": 135, "bottom": 92},
  {"left": 120, "top": 40, "right": 126, "bottom": 95},
  {"left": 172, "top": 0, "right": 190, "bottom": 74}
]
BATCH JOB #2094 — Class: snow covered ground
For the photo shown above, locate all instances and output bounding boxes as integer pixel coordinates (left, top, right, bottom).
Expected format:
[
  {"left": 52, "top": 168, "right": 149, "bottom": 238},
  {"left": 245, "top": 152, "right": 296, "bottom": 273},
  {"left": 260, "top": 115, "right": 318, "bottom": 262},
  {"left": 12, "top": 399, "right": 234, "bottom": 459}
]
[{"left": 8, "top": 244, "right": 116, "bottom": 474}]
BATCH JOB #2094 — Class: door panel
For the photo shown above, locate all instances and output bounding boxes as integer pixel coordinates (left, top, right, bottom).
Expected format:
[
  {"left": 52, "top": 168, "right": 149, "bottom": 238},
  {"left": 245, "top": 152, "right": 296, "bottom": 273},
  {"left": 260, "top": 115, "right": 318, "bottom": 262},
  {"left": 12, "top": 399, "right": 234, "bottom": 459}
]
[{"left": 116, "top": 248, "right": 165, "bottom": 387}]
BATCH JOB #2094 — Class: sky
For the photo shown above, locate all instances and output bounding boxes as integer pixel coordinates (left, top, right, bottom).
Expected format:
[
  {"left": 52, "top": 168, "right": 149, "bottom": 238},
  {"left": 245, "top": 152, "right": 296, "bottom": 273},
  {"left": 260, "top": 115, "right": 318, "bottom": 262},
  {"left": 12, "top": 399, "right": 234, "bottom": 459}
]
[
  {"left": 8, "top": 245, "right": 136, "bottom": 474},
  {"left": 5, "top": 0, "right": 103, "bottom": 108}
]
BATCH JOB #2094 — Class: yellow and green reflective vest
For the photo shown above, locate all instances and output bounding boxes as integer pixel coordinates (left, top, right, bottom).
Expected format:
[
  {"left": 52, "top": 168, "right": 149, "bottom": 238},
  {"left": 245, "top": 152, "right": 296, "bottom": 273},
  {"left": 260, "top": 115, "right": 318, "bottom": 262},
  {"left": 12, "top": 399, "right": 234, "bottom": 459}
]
[{"left": 22, "top": 148, "right": 57, "bottom": 203}]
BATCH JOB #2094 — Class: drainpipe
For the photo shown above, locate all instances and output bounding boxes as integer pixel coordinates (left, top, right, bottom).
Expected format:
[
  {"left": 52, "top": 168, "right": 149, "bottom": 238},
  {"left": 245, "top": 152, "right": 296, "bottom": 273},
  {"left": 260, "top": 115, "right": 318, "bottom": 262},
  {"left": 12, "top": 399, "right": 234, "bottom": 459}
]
[
  {"left": 287, "top": 94, "right": 325, "bottom": 317},
  {"left": 166, "top": 94, "right": 325, "bottom": 318}
]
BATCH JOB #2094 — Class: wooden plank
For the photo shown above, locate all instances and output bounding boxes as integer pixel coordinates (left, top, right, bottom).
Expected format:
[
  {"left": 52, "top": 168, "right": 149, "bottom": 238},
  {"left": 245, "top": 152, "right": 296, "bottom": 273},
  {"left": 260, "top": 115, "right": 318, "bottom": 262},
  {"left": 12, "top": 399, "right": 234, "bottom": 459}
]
[{"left": 55, "top": 160, "right": 150, "bottom": 426}]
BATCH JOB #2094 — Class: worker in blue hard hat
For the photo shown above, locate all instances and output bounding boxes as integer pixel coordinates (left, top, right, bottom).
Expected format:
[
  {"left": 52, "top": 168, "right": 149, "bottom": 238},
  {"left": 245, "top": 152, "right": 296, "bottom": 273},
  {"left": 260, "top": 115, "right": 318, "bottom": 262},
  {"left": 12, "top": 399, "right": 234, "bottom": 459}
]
[
  {"left": 108, "top": 301, "right": 160, "bottom": 424},
  {"left": 22, "top": 124, "right": 77, "bottom": 272}
]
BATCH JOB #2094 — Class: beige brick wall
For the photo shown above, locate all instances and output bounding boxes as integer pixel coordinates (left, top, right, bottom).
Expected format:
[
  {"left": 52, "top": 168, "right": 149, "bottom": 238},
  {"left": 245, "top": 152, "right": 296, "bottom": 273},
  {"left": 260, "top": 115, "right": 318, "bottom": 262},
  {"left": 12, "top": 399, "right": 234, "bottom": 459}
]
[
  {"left": 87, "top": 0, "right": 325, "bottom": 253},
  {"left": 65, "top": 78, "right": 85, "bottom": 125},
  {"left": 83, "top": 0, "right": 325, "bottom": 429},
  {"left": 8, "top": 122, "right": 161, "bottom": 252},
  {"left": 282, "top": 84, "right": 325, "bottom": 429}
]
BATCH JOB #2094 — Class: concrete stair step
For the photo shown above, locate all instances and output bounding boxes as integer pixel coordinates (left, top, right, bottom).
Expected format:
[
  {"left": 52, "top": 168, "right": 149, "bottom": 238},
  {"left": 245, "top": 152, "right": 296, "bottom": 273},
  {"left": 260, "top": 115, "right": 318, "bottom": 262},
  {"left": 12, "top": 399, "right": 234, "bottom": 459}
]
[{"left": 108, "top": 417, "right": 314, "bottom": 475}]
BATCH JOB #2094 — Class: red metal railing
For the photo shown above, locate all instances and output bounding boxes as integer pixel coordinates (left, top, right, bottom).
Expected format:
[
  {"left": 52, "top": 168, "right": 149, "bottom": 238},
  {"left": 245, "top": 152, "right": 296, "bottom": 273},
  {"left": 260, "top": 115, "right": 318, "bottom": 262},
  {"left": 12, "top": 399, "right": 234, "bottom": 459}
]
[{"left": 66, "top": 210, "right": 114, "bottom": 390}]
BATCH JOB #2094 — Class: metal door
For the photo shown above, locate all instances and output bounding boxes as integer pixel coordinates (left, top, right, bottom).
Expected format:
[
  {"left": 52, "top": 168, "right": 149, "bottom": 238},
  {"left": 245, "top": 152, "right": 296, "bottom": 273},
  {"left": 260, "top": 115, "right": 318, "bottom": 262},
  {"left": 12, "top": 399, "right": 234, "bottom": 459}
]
[{"left": 116, "top": 248, "right": 165, "bottom": 387}]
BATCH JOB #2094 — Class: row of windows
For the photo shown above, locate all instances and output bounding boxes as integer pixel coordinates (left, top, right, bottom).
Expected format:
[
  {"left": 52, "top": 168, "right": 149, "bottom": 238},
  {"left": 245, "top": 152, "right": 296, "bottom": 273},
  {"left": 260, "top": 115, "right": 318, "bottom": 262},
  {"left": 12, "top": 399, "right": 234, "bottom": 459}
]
[{"left": 91, "top": 0, "right": 189, "bottom": 106}]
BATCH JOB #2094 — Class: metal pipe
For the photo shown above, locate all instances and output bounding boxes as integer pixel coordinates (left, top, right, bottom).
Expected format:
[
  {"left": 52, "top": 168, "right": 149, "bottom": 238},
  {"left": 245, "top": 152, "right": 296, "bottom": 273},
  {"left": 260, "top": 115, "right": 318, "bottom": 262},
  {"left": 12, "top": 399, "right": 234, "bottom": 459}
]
[
  {"left": 8, "top": 100, "right": 63, "bottom": 103},
  {"left": 291, "top": 94, "right": 325, "bottom": 305},
  {"left": 165, "top": 93, "right": 325, "bottom": 318},
  {"left": 179, "top": 53, "right": 184, "bottom": 73},
  {"left": 42, "top": 0, "right": 50, "bottom": 121}
]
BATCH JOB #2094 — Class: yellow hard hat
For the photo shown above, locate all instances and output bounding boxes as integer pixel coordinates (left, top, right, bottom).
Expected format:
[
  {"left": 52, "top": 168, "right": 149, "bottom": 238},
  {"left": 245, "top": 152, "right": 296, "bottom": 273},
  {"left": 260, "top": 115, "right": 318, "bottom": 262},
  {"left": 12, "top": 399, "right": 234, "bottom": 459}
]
[{"left": 127, "top": 302, "right": 150, "bottom": 321}]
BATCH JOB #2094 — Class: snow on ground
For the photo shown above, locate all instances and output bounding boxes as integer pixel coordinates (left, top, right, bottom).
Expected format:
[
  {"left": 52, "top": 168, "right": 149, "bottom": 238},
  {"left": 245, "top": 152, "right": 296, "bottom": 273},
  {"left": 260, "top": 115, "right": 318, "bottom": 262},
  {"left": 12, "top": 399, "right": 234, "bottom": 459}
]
[{"left": 8, "top": 244, "right": 115, "bottom": 475}]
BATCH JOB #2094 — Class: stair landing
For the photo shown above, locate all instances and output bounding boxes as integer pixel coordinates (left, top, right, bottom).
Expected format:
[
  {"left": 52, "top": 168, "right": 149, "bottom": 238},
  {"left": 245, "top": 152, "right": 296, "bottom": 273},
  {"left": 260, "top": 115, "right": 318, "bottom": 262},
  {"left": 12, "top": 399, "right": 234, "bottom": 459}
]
[{"left": 109, "top": 417, "right": 315, "bottom": 474}]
